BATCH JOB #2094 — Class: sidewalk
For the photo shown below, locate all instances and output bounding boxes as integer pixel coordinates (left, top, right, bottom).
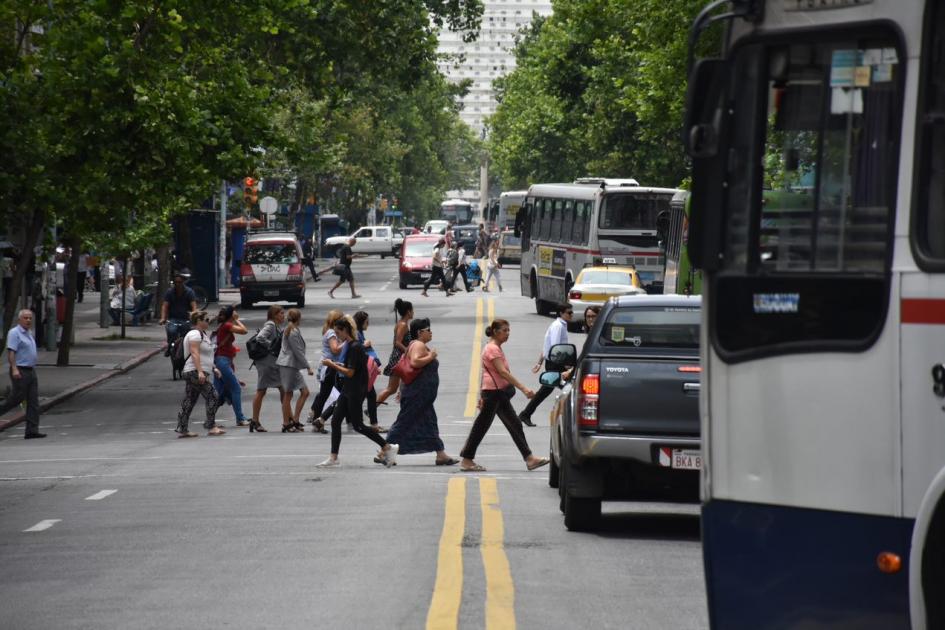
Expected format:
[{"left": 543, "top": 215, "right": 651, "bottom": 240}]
[{"left": 0, "top": 290, "right": 238, "bottom": 432}]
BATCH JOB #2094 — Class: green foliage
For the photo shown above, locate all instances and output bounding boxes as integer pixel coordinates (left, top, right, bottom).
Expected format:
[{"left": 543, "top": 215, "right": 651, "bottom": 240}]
[{"left": 489, "top": 0, "right": 716, "bottom": 189}]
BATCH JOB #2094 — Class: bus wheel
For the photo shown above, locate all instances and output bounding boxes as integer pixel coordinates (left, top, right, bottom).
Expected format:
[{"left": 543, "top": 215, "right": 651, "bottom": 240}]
[{"left": 535, "top": 298, "right": 552, "bottom": 315}]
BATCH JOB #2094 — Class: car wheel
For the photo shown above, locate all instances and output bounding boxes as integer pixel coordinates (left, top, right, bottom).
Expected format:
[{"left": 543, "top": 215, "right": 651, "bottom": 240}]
[
  {"left": 399, "top": 281, "right": 408, "bottom": 290},
  {"left": 564, "top": 494, "right": 601, "bottom": 532},
  {"left": 296, "top": 294, "right": 305, "bottom": 308},
  {"left": 240, "top": 297, "right": 253, "bottom": 309},
  {"left": 535, "top": 298, "right": 552, "bottom": 315},
  {"left": 558, "top": 456, "right": 567, "bottom": 512}
]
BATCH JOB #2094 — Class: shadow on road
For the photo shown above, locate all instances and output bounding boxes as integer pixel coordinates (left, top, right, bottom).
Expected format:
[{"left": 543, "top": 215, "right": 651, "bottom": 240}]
[{"left": 594, "top": 511, "right": 701, "bottom": 542}]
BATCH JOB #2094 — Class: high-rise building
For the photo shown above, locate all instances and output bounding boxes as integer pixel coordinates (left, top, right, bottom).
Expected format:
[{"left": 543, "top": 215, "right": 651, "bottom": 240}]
[{"left": 437, "top": 1, "right": 554, "bottom": 137}]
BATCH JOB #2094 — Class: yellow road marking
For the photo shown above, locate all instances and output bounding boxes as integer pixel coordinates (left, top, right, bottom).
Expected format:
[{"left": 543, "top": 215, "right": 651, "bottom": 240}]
[
  {"left": 464, "top": 298, "right": 484, "bottom": 417},
  {"left": 480, "top": 477, "right": 516, "bottom": 630},
  {"left": 488, "top": 297, "right": 495, "bottom": 327},
  {"left": 426, "top": 477, "right": 467, "bottom": 630}
]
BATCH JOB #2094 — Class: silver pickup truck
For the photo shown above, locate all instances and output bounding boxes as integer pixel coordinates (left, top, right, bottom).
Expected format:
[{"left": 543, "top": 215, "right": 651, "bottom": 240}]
[{"left": 544, "top": 294, "right": 702, "bottom": 531}]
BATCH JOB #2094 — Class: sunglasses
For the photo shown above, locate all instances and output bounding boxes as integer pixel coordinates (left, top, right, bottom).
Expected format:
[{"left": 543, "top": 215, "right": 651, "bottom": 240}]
[{"left": 419, "top": 328, "right": 431, "bottom": 333}]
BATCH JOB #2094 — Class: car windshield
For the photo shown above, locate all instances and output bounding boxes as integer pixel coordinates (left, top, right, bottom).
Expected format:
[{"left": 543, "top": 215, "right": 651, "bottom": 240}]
[
  {"left": 456, "top": 228, "right": 477, "bottom": 239},
  {"left": 246, "top": 244, "right": 298, "bottom": 264},
  {"left": 599, "top": 307, "right": 700, "bottom": 349},
  {"left": 579, "top": 271, "right": 636, "bottom": 286},
  {"left": 404, "top": 242, "right": 436, "bottom": 257},
  {"left": 501, "top": 233, "right": 520, "bottom": 246}
]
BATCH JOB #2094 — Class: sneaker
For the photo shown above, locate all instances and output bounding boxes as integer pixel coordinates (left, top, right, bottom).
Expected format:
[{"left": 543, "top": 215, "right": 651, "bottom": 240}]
[
  {"left": 317, "top": 458, "right": 339, "bottom": 467},
  {"left": 383, "top": 444, "right": 399, "bottom": 468},
  {"left": 306, "top": 410, "right": 316, "bottom": 424}
]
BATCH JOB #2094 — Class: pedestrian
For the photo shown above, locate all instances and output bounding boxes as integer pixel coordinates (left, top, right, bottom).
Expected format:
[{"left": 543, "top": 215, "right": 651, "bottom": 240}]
[
  {"left": 482, "top": 240, "right": 503, "bottom": 292},
  {"left": 76, "top": 251, "right": 89, "bottom": 303},
  {"left": 421, "top": 238, "right": 451, "bottom": 297},
  {"left": 353, "top": 310, "right": 386, "bottom": 433},
  {"left": 301, "top": 237, "right": 320, "bottom": 282},
  {"left": 160, "top": 272, "right": 197, "bottom": 352},
  {"left": 276, "top": 308, "right": 314, "bottom": 432},
  {"left": 308, "top": 309, "right": 346, "bottom": 432},
  {"left": 108, "top": 276, "right": 136, "bottom": 325},
  {"left": 249, "top": 305, "right": 284, "bottom": 433},
  {"left": 328, "top": 237, "right": 361, "bottom": 299},
  {"left": 450, "top": 244, "right": 472, "bottom": 293},
  {"left": 0, "top": 309, "right": 44, "bottom": 439},
  {"left": 175, "top": 310, "right": 225, "bottom": 438},
  {"left": 583, "top": 305, "right": 601, "bottom": 333},
  {"left": 382, "top": 318, "right": 458, "bottom": 465},
  {"left": 376, "top": 298, "right": 413, "bottom": 405},
  {"left": 317, "top": 317, "right": 398, "bottom": 468},
  {"left": 458, "top": 319, "right": 549, "bottom": 472},
  {"left": 212, "top": 305, "right": 249, "bottom": 427},
  {"left": 517, "top": 302, "right": 572, "bottom": 427},
  {"left": 474, "top": 223, "right": 489, "bottom": 259}
]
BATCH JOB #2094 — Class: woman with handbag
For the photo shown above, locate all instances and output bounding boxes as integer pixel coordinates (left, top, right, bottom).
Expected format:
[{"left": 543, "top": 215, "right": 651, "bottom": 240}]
[
  {"left": 458, "top": 318, "right": 550, "bottom": 472},
  {"left": 317, "top": 317, "right": 398, "bottom": 468},
  {"left": 380, "top": 318, "right": 458, "bottom": 465},
  {"left": 249, "top": 305, "right": 285, "bottom": 433},
  {"left": 375, "top": 298, "right": 413, "bottom": 406},
  {"left": 275, "top": 308, "right": 314, "bottom": 432},
  {"left": 308, "top": 309, "right": 345, "bottom": 432},
  {"left": 353, "top": 310, "right": 386, "bottom": 433}
]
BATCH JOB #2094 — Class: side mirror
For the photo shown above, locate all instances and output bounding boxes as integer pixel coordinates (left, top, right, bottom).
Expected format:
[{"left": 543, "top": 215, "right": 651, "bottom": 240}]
[
  {"left": 539, "top": 371, "right": 561, "bottom": 388},
  {"left": 548, "top": 343, "right": 577, "bottom": 368}
]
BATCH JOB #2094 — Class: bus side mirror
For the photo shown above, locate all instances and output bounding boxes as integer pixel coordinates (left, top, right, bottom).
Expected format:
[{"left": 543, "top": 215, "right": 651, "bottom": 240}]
[{"left": 684, "top": 58, "right": 729, "bottom": 272}]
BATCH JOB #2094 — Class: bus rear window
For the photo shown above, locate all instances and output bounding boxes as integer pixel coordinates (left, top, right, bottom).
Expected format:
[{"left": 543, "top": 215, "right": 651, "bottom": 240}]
[
  {"left": 599, "top": 307, "right": 700, "bottom": 349},
  {"left": 600, "top": 195, "right": 667, "bottom": 230},
  {"left": 246, "top": 244, "right": 299, "bottom": 264}
]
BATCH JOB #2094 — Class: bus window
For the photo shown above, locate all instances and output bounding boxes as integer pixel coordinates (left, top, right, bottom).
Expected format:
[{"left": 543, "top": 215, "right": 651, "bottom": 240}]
[
  {"left": 600, "top": 194, "right": 662, "bottom": 229},
  {"left": 562, "top": 199, "right": 575, "bottom": 244},
  {"left": 540, "top": 199, "right": 552, "bottom": 240},
  {"left": 915, "top": 3, "right": 945, "bottom": 266},
  {"left": 574, "top": 201, "right": 588, "bottom": 245},
  {"left": 551, "top": 199, "right": 564, "bottom": 242},
  {"left": 531, "top": 198, "right": 543, "bottom": 238}
]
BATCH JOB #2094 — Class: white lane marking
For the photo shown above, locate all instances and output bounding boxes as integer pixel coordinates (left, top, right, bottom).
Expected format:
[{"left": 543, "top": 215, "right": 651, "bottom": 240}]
[
  {"left": 380, "top": 283, "right": 390, "bottom": 291},
  {"left": 0, "top": 456, "right": 164, "bottom": 465},
  {"left": 1, "top": 475, "right": 119, "bottom": 481},
  {"left": 85, "top": 489, "right": 118, "bottom": 501},
  {"left": 24, "top": 519, "right": 61, "bottom": 532}
]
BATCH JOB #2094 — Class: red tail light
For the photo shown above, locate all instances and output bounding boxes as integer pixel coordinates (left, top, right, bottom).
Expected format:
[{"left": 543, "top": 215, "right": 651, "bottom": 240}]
[
  {"left": 678, "top": 365, "right": 702, "bottom": 373},
  {"left": 240, "top": 263, "right": 255, "bottom": 282},
  {"left": 569, "top": 290, "right": 582, "bottom": 300},
  {"left": 577, "top": 373, "right": 599, "bottom": 428},
  {"left": 287, "top": 263, "right": 303, "bottom": 282}
]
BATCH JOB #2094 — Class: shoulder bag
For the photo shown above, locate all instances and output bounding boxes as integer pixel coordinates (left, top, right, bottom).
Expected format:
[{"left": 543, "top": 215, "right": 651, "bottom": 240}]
[
  {"left": 482, "top": 351, "right": 516, "bottom": 400},
  {"left": 392, "top": 341, "right": 422, "bottom": 385}
]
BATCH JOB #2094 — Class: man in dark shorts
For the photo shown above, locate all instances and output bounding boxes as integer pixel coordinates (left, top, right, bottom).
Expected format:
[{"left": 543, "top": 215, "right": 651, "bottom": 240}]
[
  {"left": 160, "top": 273, "right": 197, "bottom": 353},
  {"left": 328, "top": 237, "right": 361, "bottom": 299}
]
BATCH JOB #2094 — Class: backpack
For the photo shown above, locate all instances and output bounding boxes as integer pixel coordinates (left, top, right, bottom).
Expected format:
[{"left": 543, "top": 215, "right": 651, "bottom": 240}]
[
  {"left": 245, "top": 331, "right": 269, "bottom": 361},
  {"left": 171, "top": 335, "right": 187, "bottom": 370},
  {"left": 448, "top": 248, "right": 459, "bottom": 267},
  {"left": 268, "top": 332, "right": 282, "bottom": 357}
]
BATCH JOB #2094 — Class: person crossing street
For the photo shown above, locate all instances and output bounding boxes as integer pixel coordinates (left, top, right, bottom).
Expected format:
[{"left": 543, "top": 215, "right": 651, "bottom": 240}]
[{"left": 517, "top": 303, "right": 573, "bottom": 427}]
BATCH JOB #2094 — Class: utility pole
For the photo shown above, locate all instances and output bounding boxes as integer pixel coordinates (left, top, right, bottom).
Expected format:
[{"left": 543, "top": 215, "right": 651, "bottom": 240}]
[
  {"left": 219, "top": 180, "right": 227, "bottom": 290},
  {"left": 479, "top": 127, "right": 489, "bottom": 225}
]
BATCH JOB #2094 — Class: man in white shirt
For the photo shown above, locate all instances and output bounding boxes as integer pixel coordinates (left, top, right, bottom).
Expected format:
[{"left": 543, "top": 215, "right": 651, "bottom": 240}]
[
  {"left": 450, "top": 245, "right": 472, "bottom": 292},
  {"left": 518, "top": 303, "right": 573, "bottom": 427},
  {"left": 421, "top": 239, "right": 452, "bottom": 298}
]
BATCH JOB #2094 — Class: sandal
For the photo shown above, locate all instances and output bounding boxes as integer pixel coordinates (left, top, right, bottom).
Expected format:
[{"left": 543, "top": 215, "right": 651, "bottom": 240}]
[
  {"left": 526, "top": 457, "right": 550, "bottom": 471},
  {"left": 207, "top": 427, "right": 226, "bottom": 436},
  {"left": 460, "top": 463, "right": 486, "bottom": 472},
  {"left": 436, "top": 457, "right": 459, "bottom": 466}
]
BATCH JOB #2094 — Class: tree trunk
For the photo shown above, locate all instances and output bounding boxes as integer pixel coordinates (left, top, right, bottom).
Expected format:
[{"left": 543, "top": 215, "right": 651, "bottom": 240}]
[
  {"left": 155, "top": 244, "right": 170, "bottom": 319},
  {"left": 2, "top": 209, "right": 44, "bottom": 349},
  {"left": 177, "top": 215, "right": 195, "bottom": 273},
  {"left": 56, "top": 239, "right": 80, "bottom": 366}
]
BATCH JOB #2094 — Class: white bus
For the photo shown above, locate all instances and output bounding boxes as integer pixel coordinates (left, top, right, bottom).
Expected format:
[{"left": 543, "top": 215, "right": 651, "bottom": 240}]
[
  {"left": 685, "top": 1, "right": 943, "bottom": 627},
  {"left": 517, "top": 179, "right": 681, "bottom": 313},
  {"left": 439, "top": 199, "right": 474, "bottom": 225},
  {"left": 495, "top": 190, "right": 527, "bottom": 232}
]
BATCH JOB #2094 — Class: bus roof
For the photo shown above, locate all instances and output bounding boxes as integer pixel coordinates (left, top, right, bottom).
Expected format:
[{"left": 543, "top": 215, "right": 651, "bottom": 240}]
[
  {"left": 441, "top": 199, "right": 473, "bottom": 206},
  {"left": 526, "top": 183, "right": 682, "bottom": 199}
]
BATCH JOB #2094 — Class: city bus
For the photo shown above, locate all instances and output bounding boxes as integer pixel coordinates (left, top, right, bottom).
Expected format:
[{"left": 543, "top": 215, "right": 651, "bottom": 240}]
[
  {"left": 516, "top": 178, "right": 681, "bottom": 313},
  {"left": 661, "top": 190, "right": 702, "bottom": 296},
  {"left": 684, "top": 1, "right": 943, "bottom": 627},
  {"left": 439, "top": 199, "right": 474, "bottom": 225},
  {"left": 496, "top": 190, "right": 527, "bottom": 232}
]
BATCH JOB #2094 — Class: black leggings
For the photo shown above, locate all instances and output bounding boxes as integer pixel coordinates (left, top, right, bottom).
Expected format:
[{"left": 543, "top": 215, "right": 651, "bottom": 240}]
[
  {"left": 460, "top": 389, "right": 532, "bottom": 461},
  {"left": 330, "top": 390, "right": 387, "bottom": 455},
  {"left": 311, "top": 370, "right": 337, "bottom": 417}
]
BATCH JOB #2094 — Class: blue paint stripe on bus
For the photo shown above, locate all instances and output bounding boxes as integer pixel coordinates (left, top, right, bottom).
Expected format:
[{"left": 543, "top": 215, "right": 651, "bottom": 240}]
[{"left": 702, "top": 499, "right": 913, "bottom": 629}]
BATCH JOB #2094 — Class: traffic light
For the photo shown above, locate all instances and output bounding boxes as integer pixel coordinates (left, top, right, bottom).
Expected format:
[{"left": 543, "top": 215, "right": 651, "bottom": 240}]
[{"left": 243, "top": 177, "right": 258, "bottom": 206}]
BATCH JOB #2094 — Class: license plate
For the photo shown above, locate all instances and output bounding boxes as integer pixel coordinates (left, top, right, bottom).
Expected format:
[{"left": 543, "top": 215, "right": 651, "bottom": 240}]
[
  {"left": 420, "top": 273, "right": 430, "bottom": 280},
  {"left": 658, "top": 448, "right": 702, "bottom": 470},
  {"left": 263, "top": 290, "right": 279, "bottom": 297}
]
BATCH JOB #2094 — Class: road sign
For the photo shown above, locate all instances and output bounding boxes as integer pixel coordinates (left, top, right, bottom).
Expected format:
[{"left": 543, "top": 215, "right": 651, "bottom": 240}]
[{"left": 259, "top": 196, "right": 278, "bottom": 215}]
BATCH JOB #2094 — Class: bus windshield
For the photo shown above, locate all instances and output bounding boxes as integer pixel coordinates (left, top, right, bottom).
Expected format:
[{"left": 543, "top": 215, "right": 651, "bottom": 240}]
[{"left": 599, "top": 194, "right": 667, "bottom": 230}]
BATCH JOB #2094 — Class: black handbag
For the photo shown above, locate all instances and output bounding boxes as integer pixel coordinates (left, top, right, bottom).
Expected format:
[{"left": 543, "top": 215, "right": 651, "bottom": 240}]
[{"left": 332, "top": 264, "right": 346, "bottom": 276}]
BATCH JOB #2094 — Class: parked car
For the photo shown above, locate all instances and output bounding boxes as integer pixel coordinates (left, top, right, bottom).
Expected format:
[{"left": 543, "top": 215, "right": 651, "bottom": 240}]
[
  {"left": 497, "top": 229, "right": 521, "bottom": 265},
  {"left": 451, "top": 224, "right": 479, "bottom": 253},
  {"left": 324, "top": 225, "right": 404, "bottom": 258},
  {"left": 545, "top": 294, "right": 702, "bottom": 531},
  {"left": 399, "top": 234, "right": 441, "bottom": 289},
  {"left": 567, "top": 266, "right": 645, "bottom": 325},
  {"left": 423, "top": 220, "right": 450, "bottom": 235},
  {"left": 239, "top": 231, "right": 306, "bottom": 308}
]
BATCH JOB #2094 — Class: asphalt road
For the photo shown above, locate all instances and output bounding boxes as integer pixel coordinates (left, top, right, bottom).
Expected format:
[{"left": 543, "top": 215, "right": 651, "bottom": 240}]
[{"left": 0, "top": 258, "right": 707, "bottom": 630}]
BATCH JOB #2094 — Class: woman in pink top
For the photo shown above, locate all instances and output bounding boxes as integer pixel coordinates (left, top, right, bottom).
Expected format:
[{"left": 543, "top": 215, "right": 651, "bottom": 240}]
[{"left": 459, "top": 318, "right": 551, "bottom": 472}]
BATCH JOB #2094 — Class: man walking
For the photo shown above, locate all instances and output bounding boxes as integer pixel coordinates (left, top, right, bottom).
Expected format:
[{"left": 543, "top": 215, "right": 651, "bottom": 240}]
[
  {"left": 0, "top": 309, "right": 44, "bottom": 439},
  {"left": 421, "top": 238, "right": 451, "bottom": 297},
  {"left": 518, "top": 303, "right": 573, "bottom": 427},
  {"left": 450, "top": 244, "right": 472, "bottom": 292},
  {"left": 475, "top": 223, "right": 489, "bottom": 259},
  {"left": 328, "top": 237, "right": 360, "bottom": 299}
]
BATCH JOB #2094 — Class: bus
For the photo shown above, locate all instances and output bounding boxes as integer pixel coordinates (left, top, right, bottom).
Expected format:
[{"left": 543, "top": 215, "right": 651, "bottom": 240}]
[
  {"left": 684, "top": 1, "right": 942, "bottom": 627},
  {"left": 661, "top": 190, "right": 702, "bottom": 296},
  {"left": 517, "top": 179, "right": 682, "bottom": 313},
  {"left": 439, "top": 199, "right": 474, "bottom": 225},
  {"left": 496, "top": 190, "right": 527, "bottom": 232}
]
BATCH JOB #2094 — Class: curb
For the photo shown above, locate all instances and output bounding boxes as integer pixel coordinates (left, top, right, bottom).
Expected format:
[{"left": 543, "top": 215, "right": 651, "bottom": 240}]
[{"left": 0, "top": 345, "right": 165, "bottom": 432}]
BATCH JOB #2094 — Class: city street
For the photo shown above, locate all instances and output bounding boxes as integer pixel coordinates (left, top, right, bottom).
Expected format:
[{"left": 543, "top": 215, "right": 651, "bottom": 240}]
[{"left": 0, "top": 258, "right": 707, "bottom": 630}]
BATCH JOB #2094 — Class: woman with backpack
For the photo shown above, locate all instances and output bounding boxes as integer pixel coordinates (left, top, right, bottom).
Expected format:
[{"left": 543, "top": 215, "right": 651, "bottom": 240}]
[
  {"left": 248, "top": 305, "right": 285, "bottom": 433},
  {"left": 308, "top": 309, "right": 346, "bottom": 433},
  {"left": 353, "top": 310, "right": 386, "bottom": 433},
  {"left": 212, "top": 305, "right": 249, "bottom": 427},
  {"left": 375, "top": 299, "right": 412, "bottom": 406},
  {"left": 317, "top": 317, "right": 398, "bottom": 468},
  {"left": 381, "top": 318, "right": 457, "bottom": 466},
  {"left": 175, "top": 310, "right": 225, "bottom": 438},
  {"left": 275, "top": 308, "right": 314, "bottom": 433}
]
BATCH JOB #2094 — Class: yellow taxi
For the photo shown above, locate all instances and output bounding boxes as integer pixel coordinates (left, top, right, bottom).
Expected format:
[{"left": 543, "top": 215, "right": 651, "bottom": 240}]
[{"left": 567, "top": 266, "right": 645, "bottom": 324}]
